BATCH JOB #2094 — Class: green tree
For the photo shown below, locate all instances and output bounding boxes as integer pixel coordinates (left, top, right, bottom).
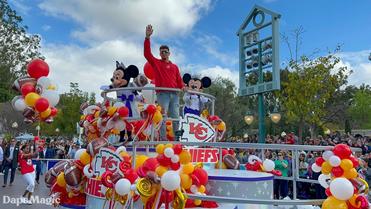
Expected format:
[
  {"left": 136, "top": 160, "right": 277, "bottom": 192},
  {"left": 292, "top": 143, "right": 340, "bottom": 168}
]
[
  {"left": 279, "top": 54, "right": 349, "bottom": 142},
  {"left": 348, "top": 85, "right": 371, "bottom": 129},
  {"left": 0, "top": 0, "right": 42, "bottom": 102}
]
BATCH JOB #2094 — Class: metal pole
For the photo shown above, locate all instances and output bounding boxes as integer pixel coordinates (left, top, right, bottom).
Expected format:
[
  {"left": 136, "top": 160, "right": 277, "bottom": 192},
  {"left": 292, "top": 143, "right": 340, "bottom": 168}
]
[
  {"left": 292, "top": 149, "right": 298, "bottom": 200},
  {"left": 218, "top": 147, "right": 223, "bottom": 169},
  {"left": 258, "top": 43, "right": 265, "bottom": 143}
]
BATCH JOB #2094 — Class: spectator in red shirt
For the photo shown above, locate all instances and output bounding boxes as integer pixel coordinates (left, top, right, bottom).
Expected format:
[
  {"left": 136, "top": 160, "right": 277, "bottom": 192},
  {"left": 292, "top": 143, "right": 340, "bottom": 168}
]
[
  {"left": 18, "top": 144, "right": 37, "bottom": 204},
  {"left": 144, "top": 24, "right": 184, "bottom": 140}
]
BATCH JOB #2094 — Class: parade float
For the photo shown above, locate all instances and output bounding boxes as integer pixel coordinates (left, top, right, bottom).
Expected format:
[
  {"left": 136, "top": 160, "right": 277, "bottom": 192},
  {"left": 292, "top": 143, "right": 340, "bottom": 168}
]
[{"left": 9, "top": 4, "right": 369, "bottom": 209}]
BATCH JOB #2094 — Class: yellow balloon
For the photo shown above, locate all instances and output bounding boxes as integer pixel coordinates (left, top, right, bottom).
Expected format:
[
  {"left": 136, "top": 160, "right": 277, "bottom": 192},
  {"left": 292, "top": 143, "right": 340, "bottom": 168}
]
[
  {"left": 108, "top": 106, "right": 117, "bottom": 116},
  {"left": 180, "top": 174, "right": 192, "bottom": 190},
  {"left": 40, "top": 108, "right": 51, "bottom": 118},
  {"left": 153, "top": 111, "right": 163, "bottom": 124},
  {"left": 80, "top": 151, "right": 91, "bottom": 165},
  {"left": 179, "top": 150, "right": 191, "bottom": 164},
  {"left": 343, "top": 168, "right": 358, "bottom": 179},
  {"left": 321, "top": 162, "right": 332, "bottom": 175},
  {"left": 25, "top": 92, "right": 41, "bottom": 107},
  {"left": 182, "top": 163, "right": 194, "bottom": 174},
  {"left": 194, "top": 199, "right": 201, "bottom": 206},
  {"left": 155, "top": 166, "right": 168, "bottom": 177},
  {"left": 135, "top": 155, "right": 148, "bottom": 170},
  {"left": 47, "top": 85, "right": 57, "bottom": 90},
  {"left": 322, "top": 196, "right": 348, "bottom": 209},
  {"left": 217, "top": 121, "right": 226, "bottom": 131},
  {"left": 156, "top": 105, "right": 162, "bottom": 112},
  {"left": 120, "top": 151, "right": 130, "bottom": 158},
  {"left": 340, "top": 159, "right": 353, "bottom": 171},
  {"left": 94, "top": 111, "right": 100, "bottom": 118},
  {"left": 214, "top": 161, "right": 227, "bottom": 169},
  {"left": 156, "top": 144, "right": 165, "bottom": 154},
  {"left": 57, "top": 172, "right": 66, "bottom": 188},
  {"left": 80, "top": 115, "right": 86, "bottom": 120},
  {"left": 198, "top": 185, "right": 206, "bottom": 193},
  {"left": 165, "top": 143, "right": 173, "bottom": 149}
]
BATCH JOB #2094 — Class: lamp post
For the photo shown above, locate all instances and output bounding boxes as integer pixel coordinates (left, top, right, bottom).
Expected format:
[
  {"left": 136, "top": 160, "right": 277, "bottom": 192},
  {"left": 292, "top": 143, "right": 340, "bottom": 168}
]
[
  {"left": 55, "top": 128, "right": 60, "bottom": 135},
  {"left": 11, "top": 122, "right": 18, "bottom": 137},
  {"left": 36, "top": 125, "right": 41, "bottom": 137}
]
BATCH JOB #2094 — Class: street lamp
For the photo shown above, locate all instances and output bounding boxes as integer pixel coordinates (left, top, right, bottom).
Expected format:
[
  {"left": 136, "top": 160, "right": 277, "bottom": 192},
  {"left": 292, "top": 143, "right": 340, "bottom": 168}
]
[
  {"left": 244, "top": 111, "right": 254, "bottom": 125},
  {"left": 270, "top": 107, "right": 281, "bottom": 124},
  {"left": 12, "top": 122, "right": 18, "bottom": 128},
  {"left": 55, "top": 128, "right": 60, "bottom": 133},
  {"left": 36, "top": 125, "right": 41, "bottom": 136}
]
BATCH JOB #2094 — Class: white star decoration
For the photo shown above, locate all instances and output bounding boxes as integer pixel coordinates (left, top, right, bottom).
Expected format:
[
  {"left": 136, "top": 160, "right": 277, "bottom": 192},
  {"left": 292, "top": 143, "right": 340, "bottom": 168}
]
[
  {"left": 217, "top": 187, "right": 223, "bottom": 194},
  {"left": 232, "top": 182, "right": 239, "bottom": 190},
  {"left": 263, "top": 182, "right": 268, "bottom": 189},
  {"left": 227, "top": 191, "right": 231, "bottom": 196}
]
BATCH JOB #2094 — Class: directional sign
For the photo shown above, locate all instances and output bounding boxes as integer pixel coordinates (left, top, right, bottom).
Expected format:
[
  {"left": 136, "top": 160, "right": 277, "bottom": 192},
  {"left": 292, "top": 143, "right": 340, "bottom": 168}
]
[{"left": 180, "top": 114, "right": 215, "bottom": 143}]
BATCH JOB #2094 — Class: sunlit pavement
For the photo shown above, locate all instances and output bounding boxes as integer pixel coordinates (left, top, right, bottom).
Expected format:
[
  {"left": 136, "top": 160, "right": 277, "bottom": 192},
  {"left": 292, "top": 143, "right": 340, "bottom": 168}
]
[{"left": 0, "top": 172, "right": 52, "bottom": 209}]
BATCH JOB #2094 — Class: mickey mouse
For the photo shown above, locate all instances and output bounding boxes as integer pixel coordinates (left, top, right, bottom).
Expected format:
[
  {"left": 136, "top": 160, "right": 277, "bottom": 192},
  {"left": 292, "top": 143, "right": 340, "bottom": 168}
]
[
  {"left": 110, "top": 61, "right": 142, "bottom": 118},
  {"left": 182, "top": 73, "right": 211, "bottom": 116}
]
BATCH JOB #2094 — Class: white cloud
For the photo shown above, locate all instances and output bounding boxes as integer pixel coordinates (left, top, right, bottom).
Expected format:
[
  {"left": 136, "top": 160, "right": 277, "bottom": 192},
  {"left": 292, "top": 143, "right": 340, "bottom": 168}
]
[
  {"left": 38, "top": 0, "right": 212, "bottom": 42},
  {"left": 338, "top": 50, "right": 371, "bottom": 86},
  {"left": 194, "top": 33, "right": 238, "bottom": 66},
  {"left": 42, "top": 25, "right": 51, "bottom": 31},
  {"left": 9, "top": 0, "right": 31, "bottom": 15}
]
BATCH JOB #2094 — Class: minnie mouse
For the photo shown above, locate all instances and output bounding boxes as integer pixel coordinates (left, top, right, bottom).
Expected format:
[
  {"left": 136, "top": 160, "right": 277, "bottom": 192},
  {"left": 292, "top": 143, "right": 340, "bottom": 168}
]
[
  {"left": 110, "top": 61, "right": 142, "bottom": 118},
  {"left": 182, "top": 73, "right": 211, "bottom": 116}
]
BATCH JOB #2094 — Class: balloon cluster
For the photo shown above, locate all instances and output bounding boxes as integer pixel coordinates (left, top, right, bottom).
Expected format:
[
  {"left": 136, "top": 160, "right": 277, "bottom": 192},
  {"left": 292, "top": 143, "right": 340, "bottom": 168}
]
[
  {"left": 134, "top": 144, "right": 216, "bottom": 209},
  {"left": 311, "top": 144, "right": 369, "bottom": 209},
  {"left": 44, "top": 160, "right": 86, "bottom": 206},
  {"left": 79, "top": 100, "right": 163, "bottom": 143},
  {"left": 245, "top": 155, "right": 282, "bottom": 176},
  {"left": 99, "top": 146, "right": 140, "bottom": 208},
  {"left": 214, "top": 149, "right": 239, "bottom": 169},
  {"left": 12, "top": 59, "right": 59, "bottom": 123}
]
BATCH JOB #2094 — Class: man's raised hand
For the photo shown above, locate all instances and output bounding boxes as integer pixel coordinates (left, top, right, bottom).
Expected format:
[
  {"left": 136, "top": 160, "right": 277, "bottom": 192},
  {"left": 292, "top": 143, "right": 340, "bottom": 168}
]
[{"left": 146, "top": 25, "right": 153, "bottom": 38}]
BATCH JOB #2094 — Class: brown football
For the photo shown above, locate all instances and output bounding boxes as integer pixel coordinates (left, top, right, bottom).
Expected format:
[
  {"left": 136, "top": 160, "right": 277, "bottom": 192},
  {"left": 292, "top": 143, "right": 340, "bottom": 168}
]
[
  {"left": 64, "top": 164, "right": 82, "bottom": 187},
  {"left": 51, "top": 160, "right": 70, "bottom": 177},
  {"left": 223, "top": 154, "right": 240, "bottom": 170},
  {"left": 44, "top": 170, "right": 56, "bottom": 188},
  {"left": 87, "top": 137, "right": 108, "bottom": 156},
  {"left": 111, "top": 172, "right": 123, "bottom": 184}
]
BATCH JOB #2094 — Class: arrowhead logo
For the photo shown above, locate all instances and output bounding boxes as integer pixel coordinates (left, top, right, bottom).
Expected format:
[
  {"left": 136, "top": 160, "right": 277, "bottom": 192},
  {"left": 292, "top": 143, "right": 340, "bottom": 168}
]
[
  {"left": 92, "top": 148, "right": 123, "bottom": 176},
  {"left": 180, "top": 114, "right": 215, "bottom": 143}
]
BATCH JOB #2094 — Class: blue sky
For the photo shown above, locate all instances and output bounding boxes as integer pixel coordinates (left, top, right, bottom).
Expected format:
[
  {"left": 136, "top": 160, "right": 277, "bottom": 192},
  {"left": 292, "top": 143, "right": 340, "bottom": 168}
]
[{"left": 9, "top": 0, "right": 371, "bottom": 96}]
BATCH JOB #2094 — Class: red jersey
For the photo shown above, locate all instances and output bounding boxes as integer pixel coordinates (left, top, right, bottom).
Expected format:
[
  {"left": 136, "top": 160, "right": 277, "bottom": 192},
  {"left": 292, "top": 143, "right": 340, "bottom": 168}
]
[
  {"left": 19, "top": 152, "right": 35, "bottom": 175},
  {"left": 144, "top": 38, "right": 184, "bottom": 91}
]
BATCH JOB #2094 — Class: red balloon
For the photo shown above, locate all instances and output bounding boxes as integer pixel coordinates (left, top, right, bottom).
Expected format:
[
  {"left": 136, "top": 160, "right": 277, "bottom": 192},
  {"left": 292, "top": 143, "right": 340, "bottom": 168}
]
[
  {"left": 157, "top": 154, "right": 171, "bottom": 167},
  {"left": 50, "top": 107, "right": 58, "bottom": 116},
  {"left": 325, "top": 188, "right": 332, "bottom": 197},
  {"left": 333, "top": 144, "right": 352, "bottom": 159},
  {"left": 170, "top": 162, "right": 180, "bottom": 170},
  {"left": 27, "top": 59, "right": 49, "bottom": 79},
  {"left": 192, "top": 168, "right": 208, "bottom": 186},
  {"left": 34, "top": 136, "right": 40, "bottom": 141},
  {"left": 315, "top": 157, "right": 325, "bottom": 166},
  {"left": 143, "top": 62, "right": 155, "bottom": 80},
  {"left": 101, "top": 171, "right": 114, "bottom": 188},
  {"left": 228, "top": 149, "right": 235, "bottom": 156},
  {"left": 124, "top": 168, "right": 138, "bottom": 184},
  {"left": 173, "top": 144, "right": 183, "bottom": 155},
  {"left": 146, "top": 104, "right": 157, "bottom": 114},
  {"left": 21, "top": 83, "right": 36, "bottom": 96},
  {"left": 331, "top": 166, "right": 344, "bottom": 177},
  {"left": 35, "top": 97, "right": 50, "bottom": 112},
  {"left": 118, "top": 106, "right": 129, "bottom": 117},
  {"left": 349, "top": 155, "right": 359, "bottom": 168},
  {"left": 142, "top": 158, "right": 159, "bottom": 173}
]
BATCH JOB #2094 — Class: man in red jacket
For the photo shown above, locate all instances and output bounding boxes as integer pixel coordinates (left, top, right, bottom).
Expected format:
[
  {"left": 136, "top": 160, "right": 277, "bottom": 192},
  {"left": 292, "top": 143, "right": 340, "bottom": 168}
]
[{"left": 144, "top": 24, "right": 184, "bottom": 140}]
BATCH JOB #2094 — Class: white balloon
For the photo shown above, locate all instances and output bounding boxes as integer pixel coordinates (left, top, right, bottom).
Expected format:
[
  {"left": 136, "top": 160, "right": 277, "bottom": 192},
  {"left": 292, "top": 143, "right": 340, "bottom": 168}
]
[
  {"left": 263, "top": 159, "right": 275, "bottom": 172},
  {"left": 329, "top": 155, "right": 341, "bottom": 167},
  {"left": 115, "top": 179, "right": 131, "bottom": 196},
  {"left": 318, "top": 174, "right": 331, "bottom": 189},
  {"left": 171, "top": 155, "right": 179, "bottom": 163},
  {"left": 75, "top": 149, "right": 87, "bottom": 160},
  {"left": 42, "top": 90, "right": 60, "bottom": 106},
  {"left": 115, "top": 146, "right": 127, "bottom": 154},
  {"left": 142, "top": 83, "right": 156, "bottom": 104},
  {"left": 311, "top": 163, "right": 322, "bottom": 173},
  {"left": 164, "top": 147, "right": 174, "bottom": 158},
  {"left": 330, "top": 178, "right": 354, "bottom": 200},
  {"left": 114, "top": 120, "right": 126, "bottom": 131},
  {"left": 130, "top": 184, "right": 137, "bottom": 191},
  {"left": 190, "top": 185, "right": 198, "bottom": 194},
  {"left": 322, "top": 150, "right": 334, "bottom": 161},
  {"left": 83, "top": 165, "right": 94, "bottom": 178},
  {"left": 14, "top": 98, "right": 27, "bottom": 111},
  {"left": 161, "top": 171, "right": 180, "bottom": 191},
  {"left": 37, "top": 76, "right": 51, "bottom": 89},
  {"left": 113, "top": 102, "right": 125, "bottom": 108}
]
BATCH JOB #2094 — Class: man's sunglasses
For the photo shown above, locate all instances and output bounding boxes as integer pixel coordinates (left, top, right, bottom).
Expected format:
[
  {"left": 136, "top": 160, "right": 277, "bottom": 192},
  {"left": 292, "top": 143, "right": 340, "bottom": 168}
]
[{"left": 160, "top": 50, "right": 169, "bottom": 54}]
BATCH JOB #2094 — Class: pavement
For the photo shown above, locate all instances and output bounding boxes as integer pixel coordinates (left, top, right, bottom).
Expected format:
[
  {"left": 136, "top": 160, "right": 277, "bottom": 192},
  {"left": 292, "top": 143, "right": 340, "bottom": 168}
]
[{"left": 0, "top": 171, "right": 52, "bottom": 209}]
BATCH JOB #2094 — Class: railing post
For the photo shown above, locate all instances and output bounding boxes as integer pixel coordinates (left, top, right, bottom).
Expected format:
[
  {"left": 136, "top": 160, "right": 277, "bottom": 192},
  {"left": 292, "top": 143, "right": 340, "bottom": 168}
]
[
  {"left": 218, "top": 147, "right": 223, "bottom": 169},
  {"left": 292, "top": 149, "right": 298, "bottom": 200},
  {"left": 150, "top": 88, "right": 156, "bottom": 142},
  {"left": 132, "top": 143, "right": 137, "bottom": 169}
]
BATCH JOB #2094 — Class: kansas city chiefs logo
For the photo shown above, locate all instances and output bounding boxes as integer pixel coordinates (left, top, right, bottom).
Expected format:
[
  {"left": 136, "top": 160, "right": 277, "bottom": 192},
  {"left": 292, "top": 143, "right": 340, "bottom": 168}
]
[{"left": 181, "top": 114, "right": 215, "bottom": 142}]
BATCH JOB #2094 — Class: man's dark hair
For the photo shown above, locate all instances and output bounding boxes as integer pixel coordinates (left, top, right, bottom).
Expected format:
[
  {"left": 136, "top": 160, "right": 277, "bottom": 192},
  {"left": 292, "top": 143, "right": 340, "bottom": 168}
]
[{"left": 159, "top": 45, "right": 169, "bottom": 51}]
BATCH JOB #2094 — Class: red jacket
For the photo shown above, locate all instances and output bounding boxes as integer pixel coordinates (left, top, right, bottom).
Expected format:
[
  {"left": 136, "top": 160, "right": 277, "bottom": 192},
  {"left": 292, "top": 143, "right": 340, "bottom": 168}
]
[{"left": 144, "top": 38, "right": 184, "bottom": 91}]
